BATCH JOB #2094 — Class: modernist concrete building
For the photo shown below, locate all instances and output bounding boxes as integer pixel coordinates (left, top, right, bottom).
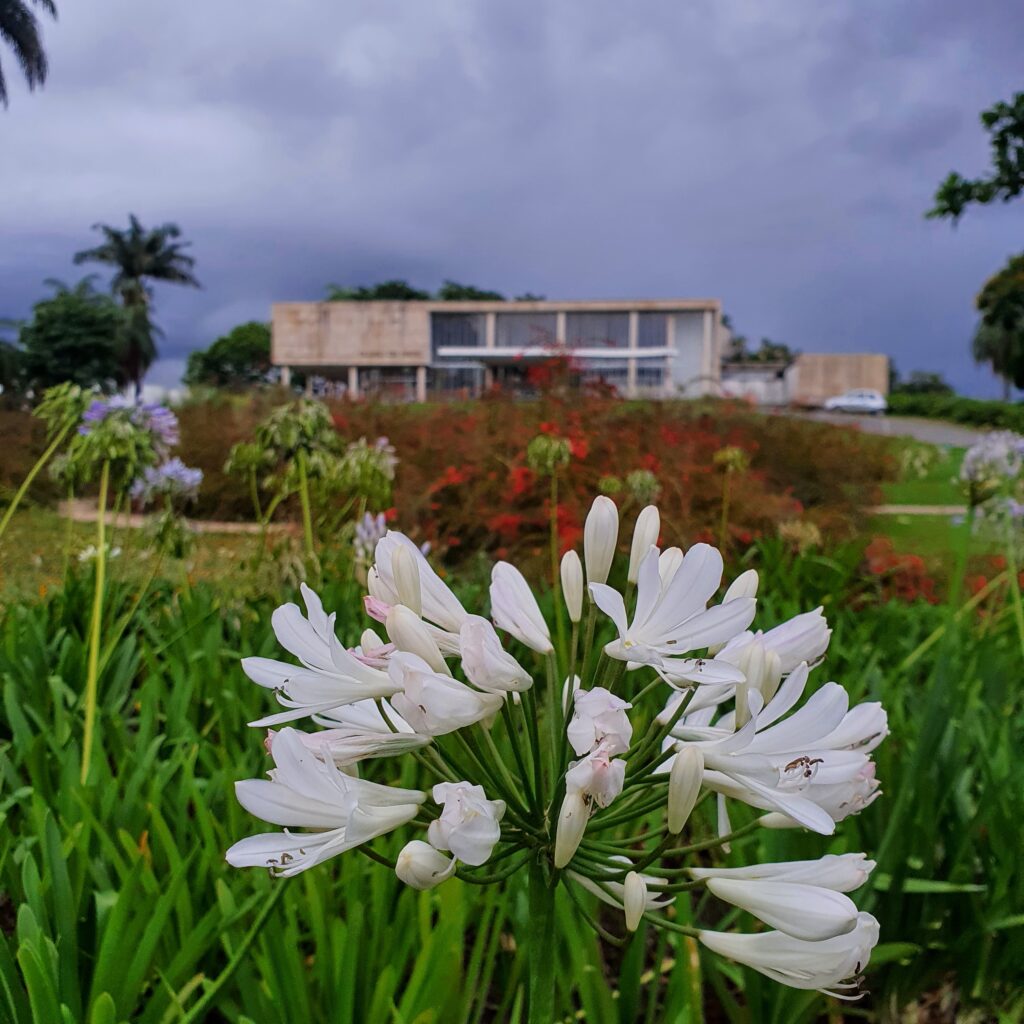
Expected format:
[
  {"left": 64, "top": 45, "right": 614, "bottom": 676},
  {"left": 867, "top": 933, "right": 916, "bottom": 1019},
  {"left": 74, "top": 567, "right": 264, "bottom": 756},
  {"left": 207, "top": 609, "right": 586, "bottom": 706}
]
[{"left": 271, "top": 299, "right": 725, "bottom": 400}]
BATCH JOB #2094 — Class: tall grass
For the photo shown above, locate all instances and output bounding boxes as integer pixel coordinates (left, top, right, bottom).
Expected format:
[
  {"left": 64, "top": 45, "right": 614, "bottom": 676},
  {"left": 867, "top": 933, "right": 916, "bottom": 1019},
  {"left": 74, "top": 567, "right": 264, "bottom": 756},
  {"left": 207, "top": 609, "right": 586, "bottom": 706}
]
[{"left": 0, "top": 540, "right": 1021, "bottom": 1022}]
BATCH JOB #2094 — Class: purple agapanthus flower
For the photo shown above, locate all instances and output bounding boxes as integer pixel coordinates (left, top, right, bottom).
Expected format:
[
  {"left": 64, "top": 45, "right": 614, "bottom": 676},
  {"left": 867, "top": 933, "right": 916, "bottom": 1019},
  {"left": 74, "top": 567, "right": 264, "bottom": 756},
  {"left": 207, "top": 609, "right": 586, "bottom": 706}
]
[
  {"left": 131, "top": 457, "right": 203, "bottom": 505},
  {"left": 78, "top": 397, "right": 180, "bottom": 451}
]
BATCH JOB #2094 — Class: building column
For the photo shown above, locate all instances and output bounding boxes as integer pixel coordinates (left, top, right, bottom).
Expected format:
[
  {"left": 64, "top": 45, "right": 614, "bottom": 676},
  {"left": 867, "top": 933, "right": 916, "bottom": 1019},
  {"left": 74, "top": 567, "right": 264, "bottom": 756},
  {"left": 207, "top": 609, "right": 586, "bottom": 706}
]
[
  {"left": 304, "top": 375, "right": 314, "bottom": 397},
  {"left": 485, "top": 312, "right": 497, "bottom": 349},
  {"left": 555, "top": 311, "right": 567, "bottom": 348},
  {"left": 701, "top": 309, "right": 715, "bottom": 395},
  {"left": 280, "top": 365, "right": 292, "bottom": 389},
  {"left": 415, "top": 365, "right": 427, "bottom": 402},
  {"left": 348, "top": 366, "right": 360, "bottom": 399},
  {"left": 626, "top": 312, "right": 639, "bottom": 397}
]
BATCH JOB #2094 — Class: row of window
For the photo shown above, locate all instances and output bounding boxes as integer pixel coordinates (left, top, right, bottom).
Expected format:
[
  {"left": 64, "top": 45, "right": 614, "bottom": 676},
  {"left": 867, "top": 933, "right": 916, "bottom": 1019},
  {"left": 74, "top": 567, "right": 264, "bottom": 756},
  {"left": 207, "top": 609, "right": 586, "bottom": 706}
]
[{"left": 431, "top": 312, "right": 673, "bottom": 353}]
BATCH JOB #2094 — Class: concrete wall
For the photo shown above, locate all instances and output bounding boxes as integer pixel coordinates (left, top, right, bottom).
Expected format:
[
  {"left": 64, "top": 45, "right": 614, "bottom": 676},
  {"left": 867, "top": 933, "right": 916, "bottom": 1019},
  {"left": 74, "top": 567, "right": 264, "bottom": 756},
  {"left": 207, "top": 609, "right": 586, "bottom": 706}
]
[
  {"left": 272, "top": 302, "right": 431, "bottom": 368},
  {"left": 785, "top": 353, "right": 890, "bottom": 407}
]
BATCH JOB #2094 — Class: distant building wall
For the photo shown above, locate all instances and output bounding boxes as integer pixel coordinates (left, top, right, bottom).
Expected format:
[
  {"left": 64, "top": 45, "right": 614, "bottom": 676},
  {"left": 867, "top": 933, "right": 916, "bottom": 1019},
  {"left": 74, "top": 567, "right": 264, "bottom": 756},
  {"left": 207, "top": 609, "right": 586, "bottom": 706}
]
[
  {"left": 721, "top": 363, "right": 789, "bottom": 405},
  {"left": 272, "top": 302, "right": 431, "bottom": 367},
  {"left": 785, "top": 354, "right": 890, "bottom": 407}
]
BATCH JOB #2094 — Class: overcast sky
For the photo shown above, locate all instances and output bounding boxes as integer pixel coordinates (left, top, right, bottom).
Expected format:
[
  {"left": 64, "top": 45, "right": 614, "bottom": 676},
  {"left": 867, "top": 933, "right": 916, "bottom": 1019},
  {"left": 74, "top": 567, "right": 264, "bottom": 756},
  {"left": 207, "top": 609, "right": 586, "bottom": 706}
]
[{"left": 2, "top": 0, "right": 1022, "bottom": 393}]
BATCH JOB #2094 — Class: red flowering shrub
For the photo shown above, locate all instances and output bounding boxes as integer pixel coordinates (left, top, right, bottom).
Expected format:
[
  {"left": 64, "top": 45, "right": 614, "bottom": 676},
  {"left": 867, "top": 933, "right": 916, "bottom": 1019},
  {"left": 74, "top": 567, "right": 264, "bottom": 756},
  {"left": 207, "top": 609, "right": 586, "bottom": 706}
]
[{"left": 863, "top": 537, "right": 940, "bottom": 604}]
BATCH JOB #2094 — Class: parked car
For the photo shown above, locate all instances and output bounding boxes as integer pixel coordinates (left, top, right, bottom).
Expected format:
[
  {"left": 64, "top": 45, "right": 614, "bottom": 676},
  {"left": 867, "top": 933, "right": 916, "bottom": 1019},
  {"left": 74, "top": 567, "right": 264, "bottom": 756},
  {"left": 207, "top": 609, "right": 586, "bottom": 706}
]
[{"left": 823, "top": 388, "right": 887, "bottom": 414}]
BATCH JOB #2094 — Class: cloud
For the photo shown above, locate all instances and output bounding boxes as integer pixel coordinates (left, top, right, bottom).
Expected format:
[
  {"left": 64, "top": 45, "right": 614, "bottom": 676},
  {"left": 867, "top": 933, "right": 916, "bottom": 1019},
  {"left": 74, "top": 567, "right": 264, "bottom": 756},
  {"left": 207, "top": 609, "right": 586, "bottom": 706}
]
[{"left": 0, "top": 0, "right": 1021, "bottom": 395}]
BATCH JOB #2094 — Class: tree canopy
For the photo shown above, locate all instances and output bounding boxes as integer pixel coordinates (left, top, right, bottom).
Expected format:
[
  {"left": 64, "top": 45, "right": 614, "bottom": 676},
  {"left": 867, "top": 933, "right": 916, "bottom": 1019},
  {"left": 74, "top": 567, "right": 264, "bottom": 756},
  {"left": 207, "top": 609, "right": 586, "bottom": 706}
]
[
  {"left": 185, "top": 321, "right": 272, "bottom": 389},
  {"left": 17, "top": 278, "right": 126, "bottom": 393},
  {"left": 929, "top": 93, "right": 1024, "bottom": 221},
  {"left": 721, "top": 317, "right": 797, "bottom": 365},
  {"left": 0, "top": 0, "right": 56, "bottom": 107},
  {"left": 970, "top": 253, "right": 1024, "bottom": 398},
  {"left": 325, "top": 280, "right": 524, "bottom": 302}
]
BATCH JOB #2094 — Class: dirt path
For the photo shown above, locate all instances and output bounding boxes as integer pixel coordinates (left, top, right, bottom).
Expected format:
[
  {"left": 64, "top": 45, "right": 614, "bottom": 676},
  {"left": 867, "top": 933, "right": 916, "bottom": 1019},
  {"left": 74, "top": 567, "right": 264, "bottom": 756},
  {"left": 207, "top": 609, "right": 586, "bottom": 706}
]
[{"left": 868, "top": 504, "right": 965, "bottom": 516}]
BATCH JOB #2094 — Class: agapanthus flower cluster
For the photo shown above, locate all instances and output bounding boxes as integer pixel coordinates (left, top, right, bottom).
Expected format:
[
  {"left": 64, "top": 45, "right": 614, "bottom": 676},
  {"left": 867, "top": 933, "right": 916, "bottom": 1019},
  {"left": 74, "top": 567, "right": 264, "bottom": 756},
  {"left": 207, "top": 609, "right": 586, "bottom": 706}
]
[
  {"left": 80, "top": 397, "right": 180, "bottom": 453},
  {"left": 55, "top": 396, "right": 182, "bottom": 493},
  {"left": 961, "top": 430, "right": 1024, "bottom": 509},
  {"left": 229, "top": 496, "right": 886, "bottom": 1000},
  {"left": 131, "top": 457, "right": 204, "bottom": 505}
]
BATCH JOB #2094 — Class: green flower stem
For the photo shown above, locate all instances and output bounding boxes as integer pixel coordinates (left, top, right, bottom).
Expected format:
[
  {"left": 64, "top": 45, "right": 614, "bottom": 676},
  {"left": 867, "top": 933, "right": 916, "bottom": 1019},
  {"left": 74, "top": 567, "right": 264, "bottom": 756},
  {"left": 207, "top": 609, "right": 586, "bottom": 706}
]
[
  {"left": 247, "top": 468, "right": 263, "bottom": 522},
  {"left": 501, "top": 701, "right": 539, "bottom": 812},
  {"left": 898, "top": 568, "right": 1007, "bottom": 672},
  {"left": 626, "top": 686, "right": 697, "bottom": 778},
  {"left": 1004, "top": 536, "right": 1024, "bottom": 658},
  {"left": 527, "top": 858, "right": 557, "bottom": 1024},
  {"left": 0, "top": 416, "right": 74, "bottom": 543},
  {"left": 587, "top": 791, "right": 669, "bottom": 833},
  {"left": 566, "top": 621, "right": 580, "bottom": 703},
  {"left": 562, "top": 877, "right": 627, "bottom": 947},
  {"left": 642, "top": 912, "right": 700, "bottom": 938},
  {"left": 657, "top": 821, "right": 761, "bottom": 863},
  {"left": 80, "top": 459, "right": 110, "bottom": 785},
  {"left": 480, "top": 721, "right": 535, "bottom": 818},
  {"left": 549, "top": 472, "right": 568, "bottom": 663},
  {"left": 579, "top": 600, "right": 598, "bottom": 688},
  {"left": 296, "top": 450, "right": 316, "bottom": 563},
  {"left": 544, "top": 653, "right": 562, "bottom": 787},
  {"left": 458, "top": 852, "right": 530, "bottom": 885},
  {"left": 521, "top": 688, "right": 546, "bottom": 821}
]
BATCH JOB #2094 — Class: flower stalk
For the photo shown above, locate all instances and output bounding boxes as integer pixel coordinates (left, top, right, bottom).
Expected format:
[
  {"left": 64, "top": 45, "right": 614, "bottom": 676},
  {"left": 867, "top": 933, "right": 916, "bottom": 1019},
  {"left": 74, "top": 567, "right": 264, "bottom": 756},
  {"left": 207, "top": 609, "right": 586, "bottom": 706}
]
[{"left": 81, "top": 459, "right": 110, "bottom": 784}]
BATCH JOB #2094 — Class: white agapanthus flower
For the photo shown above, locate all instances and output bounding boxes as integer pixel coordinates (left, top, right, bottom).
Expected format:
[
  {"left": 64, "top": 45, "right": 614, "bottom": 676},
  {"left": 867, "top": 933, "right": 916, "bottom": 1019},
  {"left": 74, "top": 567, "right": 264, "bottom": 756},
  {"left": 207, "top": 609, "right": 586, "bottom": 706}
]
[
  {"left": 229, "top": 491, "right": 887, "bottom": 1006},
  {"left": 226, "top": 728, "right": 424, "bottom": 876},
  {"left": 590, "top": 545, "right": 756, "bottom": 667},
  {"left": 427, "top": 782, "right": 506, "bottom": 866}
]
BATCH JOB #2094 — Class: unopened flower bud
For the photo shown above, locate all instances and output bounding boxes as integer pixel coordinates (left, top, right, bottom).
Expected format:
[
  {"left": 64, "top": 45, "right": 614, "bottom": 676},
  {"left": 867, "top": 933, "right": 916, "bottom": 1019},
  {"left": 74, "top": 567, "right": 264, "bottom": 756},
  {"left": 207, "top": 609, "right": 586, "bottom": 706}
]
[
  {"left": 668, "top": 746, "right": 703, "bottom": 834},
  {"left": 554, "top": 791, "right": 589, "bottom": 868},
  {"left": 360, "top": 627, "right": 385, "bottom": 653},
  {"left": 395, "top": 840, "right": 456, "bottom": 890},
  {"left": 628, "top": 505, "right": 660, "bottom": 584},
  {"left": 735, "top": 641, "right": 766, "bottom": 729},
  {"left": 584, "top": 496, "right": 619, "bottom": 586},
  {"left": 560, "top": 550, "right": 584, "bottom": 622},
  {"left": 386, "top": 605, "right": 449, "bottom": 674},
  {"left": 391, "top": 546, "right": 422, "bottom": 616},
  {"left": 624, "top": 871, "right": 647, "bottom": 932},
  {"left": 761, "top": 649, "right": 783, "bottom": 703}
]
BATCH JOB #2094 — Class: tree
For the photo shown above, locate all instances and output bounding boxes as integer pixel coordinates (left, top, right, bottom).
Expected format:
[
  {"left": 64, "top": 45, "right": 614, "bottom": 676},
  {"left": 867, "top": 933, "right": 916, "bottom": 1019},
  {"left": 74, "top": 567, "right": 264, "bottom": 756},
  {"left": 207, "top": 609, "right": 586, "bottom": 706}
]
[
  {"left": 891, "top": 370, "right": 954, "bottom": 396},
  {"left": 0, "top": 0, "right": 56, "bottom": 107},
  {"left": 971, "top": 253, "right": 1024, "bottom": 399},
  {"left": 436, "top": 280, "right": 505, "bottom": 301},
  {"left": 185, "top": 321, "right": 271, "bottom": 389},
  {"left": 929, "top": 93, "right": 1024, "bottom": 221},
  {"left": 721, "top": 316, "right": 797, "bottom": 365},
  {"left": 17, "top": 277, "right": 127, "bottom": 393},
  {"left": 74, "top": 215, "right": 200, "bottom": 396},
  {"left": 326, "top": 280, "right": 431, "bottom": 301}
]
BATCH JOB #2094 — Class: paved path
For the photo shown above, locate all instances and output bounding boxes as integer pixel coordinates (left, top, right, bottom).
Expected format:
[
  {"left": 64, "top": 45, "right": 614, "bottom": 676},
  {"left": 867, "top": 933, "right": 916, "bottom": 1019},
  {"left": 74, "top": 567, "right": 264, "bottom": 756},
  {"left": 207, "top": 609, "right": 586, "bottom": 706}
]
[
  {"left": 868, "top": 504, "right": 965, "bottom": 516},
  {"left": 792, "top": 412, "right": 984, "bottom": 447},
  {"left": 59, "top": 500, "right": 292, "bottom": 535}
]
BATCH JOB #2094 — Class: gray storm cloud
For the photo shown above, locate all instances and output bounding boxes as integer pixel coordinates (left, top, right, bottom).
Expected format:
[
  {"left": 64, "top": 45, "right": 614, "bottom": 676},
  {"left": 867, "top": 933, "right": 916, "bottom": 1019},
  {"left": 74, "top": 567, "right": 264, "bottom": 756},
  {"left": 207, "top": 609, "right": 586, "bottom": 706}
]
[{"left": 1, "top": 0, "right": 1022, "bottom": 392}]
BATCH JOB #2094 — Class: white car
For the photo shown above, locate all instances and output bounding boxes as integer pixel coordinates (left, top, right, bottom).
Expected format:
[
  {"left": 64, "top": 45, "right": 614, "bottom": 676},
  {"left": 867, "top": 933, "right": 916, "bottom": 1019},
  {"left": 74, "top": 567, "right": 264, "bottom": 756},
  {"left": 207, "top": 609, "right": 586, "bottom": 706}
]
[{"left": 823, "top": 388, "right": 887, "bottom": 415}]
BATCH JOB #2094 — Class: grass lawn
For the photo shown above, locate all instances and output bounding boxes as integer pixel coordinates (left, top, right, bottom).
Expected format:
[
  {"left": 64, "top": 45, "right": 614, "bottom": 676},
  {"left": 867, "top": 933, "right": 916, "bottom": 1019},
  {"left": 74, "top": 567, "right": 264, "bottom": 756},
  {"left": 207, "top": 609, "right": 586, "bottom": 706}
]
[
  {"left": 882, "top": 445, "right": 965, "bottom": 506},
  {"left": 0, "top": 506, "right": 264, "bottom": 603}
]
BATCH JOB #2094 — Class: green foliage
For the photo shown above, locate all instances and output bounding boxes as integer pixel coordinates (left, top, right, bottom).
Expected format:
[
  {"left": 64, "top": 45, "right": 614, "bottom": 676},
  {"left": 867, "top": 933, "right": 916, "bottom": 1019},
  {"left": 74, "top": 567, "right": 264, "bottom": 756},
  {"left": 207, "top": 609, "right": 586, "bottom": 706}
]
[
  {"left": 890, "top": 370, "right": 954, "bottom": 396},
  {"left": 184, "top": 322, "right": 271, "bottom": 389},
  {"left": 888, "top": 392, "right": 1024, "bottom": 431},
  {"left": 436, "top": 280, "right": 505, "bottom": 301},
  {"left": 721, "top": 315, "right": 797, "bottom": 365},
  {"left": 325, "top": 279, "right": 514, "bottom": 302},
  {"left": 0, "top": 540, "right": 1021, "bottom": 1020},
  {"left": 929, "top": 92, "right": 1024, "bottom": 221},
  {"left": 16, "top": 279, "right": 126, "bottom": 394},
  {"left": 0, "top": 0, "right": 56, "bottom": 107},
  {"left": 325, "top": 279, "right": 431, "bottom": 301},
  {"left": 971, "top": 254, "right": 1024, "bottom": 397}
]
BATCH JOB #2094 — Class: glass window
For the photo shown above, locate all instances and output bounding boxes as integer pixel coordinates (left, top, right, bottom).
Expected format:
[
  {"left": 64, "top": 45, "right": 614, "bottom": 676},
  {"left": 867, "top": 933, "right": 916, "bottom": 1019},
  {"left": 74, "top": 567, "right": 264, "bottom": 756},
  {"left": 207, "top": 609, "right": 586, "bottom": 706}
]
[
  {"left": 565, "top": 312, "right": 629, "bottom": 350},
  {"left": 637, "top": 312, "right": 668, "bottom": 348},
  {"left": 431, "top": 313, "right": 485, "bottom": 357},
  {"left": 495, "top": 313, "right": 557, "bottom": 348}
]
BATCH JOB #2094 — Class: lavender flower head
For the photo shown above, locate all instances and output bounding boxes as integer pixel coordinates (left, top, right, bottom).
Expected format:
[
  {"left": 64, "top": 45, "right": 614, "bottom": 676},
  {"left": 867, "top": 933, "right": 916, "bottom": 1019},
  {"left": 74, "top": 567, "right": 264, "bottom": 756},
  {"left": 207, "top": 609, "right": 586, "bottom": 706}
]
[
  {"left": 80, "top": 398, "right": 180, "bottom": 452},
  {"left": 961, "top": 431, "right": 1024, "bottom": 486},
  {"left": 131, "top": 458, "right": 203, "bottom": 505},
  {"left": 354, "top": 511, "right": 388, "bottom": 567}
]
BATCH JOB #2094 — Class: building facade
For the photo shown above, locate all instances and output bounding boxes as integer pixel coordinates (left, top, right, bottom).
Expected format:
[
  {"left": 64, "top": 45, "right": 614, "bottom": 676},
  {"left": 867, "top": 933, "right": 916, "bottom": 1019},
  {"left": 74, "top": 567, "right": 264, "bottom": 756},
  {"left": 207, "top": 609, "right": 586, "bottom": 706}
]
[{"left": 271, "top": 299, "right": 724, "bottom": 400}]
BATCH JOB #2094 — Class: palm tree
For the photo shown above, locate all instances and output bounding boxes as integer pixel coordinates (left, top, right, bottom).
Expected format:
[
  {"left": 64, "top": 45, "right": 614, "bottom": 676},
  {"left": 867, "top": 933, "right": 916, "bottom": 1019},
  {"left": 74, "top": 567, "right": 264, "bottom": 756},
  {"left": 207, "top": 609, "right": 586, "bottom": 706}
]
[
  {"left": 74, "top": 215, "right": 200, "bottom": 396},
  {"left": 0, "top": 0, "right": 56, "bottom": 107},
  {"left": 972, "top": 319, "right": 1024, "bottom": 400}
]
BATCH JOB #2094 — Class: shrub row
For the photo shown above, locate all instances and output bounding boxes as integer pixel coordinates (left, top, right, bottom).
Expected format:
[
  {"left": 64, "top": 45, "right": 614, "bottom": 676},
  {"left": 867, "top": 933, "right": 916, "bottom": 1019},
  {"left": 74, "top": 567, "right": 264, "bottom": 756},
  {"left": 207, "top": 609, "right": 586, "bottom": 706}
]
[{"left": 888, "top": 392, "right": 1024, "bottom": 431}]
